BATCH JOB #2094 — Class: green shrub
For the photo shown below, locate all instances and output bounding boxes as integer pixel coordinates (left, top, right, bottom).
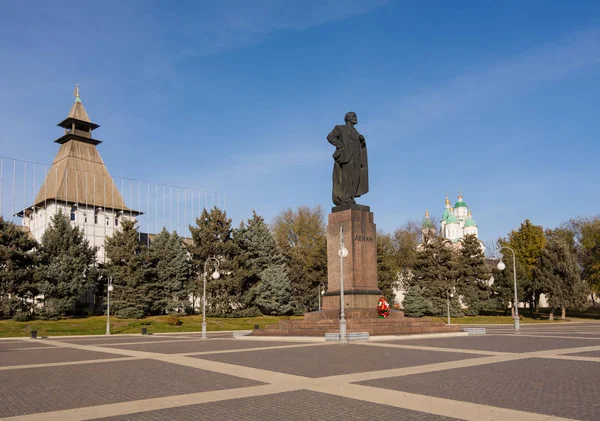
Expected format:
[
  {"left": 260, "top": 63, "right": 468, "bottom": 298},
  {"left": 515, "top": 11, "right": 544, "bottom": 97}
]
[
  {"left": 12, "top": 310, "right": 31, "bottom": 322},
  {"left": 166, "top": 315, "right": 182, "bottom": 326},
  {"left": 116, "top": 307, "right": 145, "bottom": 319}
]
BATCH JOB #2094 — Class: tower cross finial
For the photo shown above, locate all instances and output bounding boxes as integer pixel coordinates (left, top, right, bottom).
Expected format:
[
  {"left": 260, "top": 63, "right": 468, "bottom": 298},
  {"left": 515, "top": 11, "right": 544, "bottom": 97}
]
[{"left": 73, "top": 84, "right": 82, "bottom": 103}]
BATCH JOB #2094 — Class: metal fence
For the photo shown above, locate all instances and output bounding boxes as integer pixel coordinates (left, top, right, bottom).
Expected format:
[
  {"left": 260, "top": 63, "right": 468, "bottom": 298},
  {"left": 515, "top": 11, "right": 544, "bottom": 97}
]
[{"left": 0, "top": 156, "right": 226, "bottom": 240}]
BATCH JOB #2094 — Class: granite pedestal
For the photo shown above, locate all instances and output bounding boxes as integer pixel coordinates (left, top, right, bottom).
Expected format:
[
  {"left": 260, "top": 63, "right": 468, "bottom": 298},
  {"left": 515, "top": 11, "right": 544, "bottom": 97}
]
[{"left": 252, "top": 205, "right": 460, "bottom": 338}]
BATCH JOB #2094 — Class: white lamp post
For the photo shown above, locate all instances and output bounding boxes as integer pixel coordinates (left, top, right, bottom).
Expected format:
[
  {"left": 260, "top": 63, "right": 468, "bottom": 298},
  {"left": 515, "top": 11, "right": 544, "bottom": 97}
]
[
  {"left": 106, "top": 277, "right": 113, "bottom": 335},
  {"left": 202, "top": 256, "right": 220, "bottom": 340},
  {"left": 339, "top": 226, "right": 349, "bottom": 344},
  {"left": 446, "top": 290, "right": 454, "bottom": 325},
  {"left": 318, "top": 282, "right": 325, "bottom": 311},
  {"left": 497, "top": 246, "right": 520, "bottom": 334}
]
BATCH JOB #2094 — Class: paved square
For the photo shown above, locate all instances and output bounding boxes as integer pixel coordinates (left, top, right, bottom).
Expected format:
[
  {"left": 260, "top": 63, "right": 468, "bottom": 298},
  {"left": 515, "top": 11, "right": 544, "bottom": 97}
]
[
  {"left": 91, "top": 390, "right": 457, "bottom": 421},
  {"left": 0, "top": 359, "right": 263, "bottom": 417},
  {"left": 193, "top": 344, "right": 486, "bottom": 377},
  {"left": 1, "top": 322, "right": 598, "bottom": 420},
  {"left": 357, "top": 357, "right": 600, "bottom": 421},
  {"left": 384, "top": 335, "right": 600, "bottom": 353}
]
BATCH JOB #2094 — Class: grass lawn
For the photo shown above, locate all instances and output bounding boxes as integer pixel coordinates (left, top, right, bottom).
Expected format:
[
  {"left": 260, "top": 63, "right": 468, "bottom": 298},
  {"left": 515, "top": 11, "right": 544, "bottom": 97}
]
[
  {"left": 429, "top": 306, "right": 600, "bottom": 325},
  {"left": 0, "top": 315, "right": 303, "bottom": 338},
  {"left": 434, "top": 316, "right": 565, "bottom": 324},
  {"left": 2, "top": 307, "right": 598, "bottom": 337}
]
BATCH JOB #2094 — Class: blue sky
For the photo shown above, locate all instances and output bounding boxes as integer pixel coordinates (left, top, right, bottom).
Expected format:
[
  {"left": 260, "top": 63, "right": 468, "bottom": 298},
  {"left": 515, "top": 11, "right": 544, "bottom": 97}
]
[{"left": 1, "top": 0, "right": 599, "bottom": 248}]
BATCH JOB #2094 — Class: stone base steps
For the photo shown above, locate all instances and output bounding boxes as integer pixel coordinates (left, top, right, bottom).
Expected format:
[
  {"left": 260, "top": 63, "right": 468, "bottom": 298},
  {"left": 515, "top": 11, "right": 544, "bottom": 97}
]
[
  {"left": 252, "top": 308, "right": 460, "bottom": 337},
  {"left": 264, "top": 320, "right": 449, "bottom": 330},
  {"left": 462, "top": 327, "right": 486, "bottom": 335},
  {"left": 254, "top": 325, "right": 460, "bottom": 337},
  {"left": 305, "top": 308, "right": 405, "bottom": 320}
]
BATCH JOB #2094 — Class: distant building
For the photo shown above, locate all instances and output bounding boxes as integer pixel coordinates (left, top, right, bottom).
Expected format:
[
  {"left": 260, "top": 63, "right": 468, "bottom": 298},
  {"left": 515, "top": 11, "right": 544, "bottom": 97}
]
[
  {"left": 419, "top": 194, "right": 484, "bottom": 252},
  {"left": 18, "top": 86, "right": 141, "bottom": 261}
]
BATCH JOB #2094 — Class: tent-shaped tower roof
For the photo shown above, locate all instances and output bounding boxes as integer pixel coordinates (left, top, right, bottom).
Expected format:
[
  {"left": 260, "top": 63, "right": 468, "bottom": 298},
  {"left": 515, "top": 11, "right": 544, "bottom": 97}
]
[{"left": 22, "top": 86, "right": 140, "bottom": 215}]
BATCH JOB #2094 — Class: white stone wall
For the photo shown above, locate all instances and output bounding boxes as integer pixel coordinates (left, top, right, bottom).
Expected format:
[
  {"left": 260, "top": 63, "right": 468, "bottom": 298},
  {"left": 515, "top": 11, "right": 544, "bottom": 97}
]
[{"left": 23, "top": 202, "right": 136, "bottom": 263}]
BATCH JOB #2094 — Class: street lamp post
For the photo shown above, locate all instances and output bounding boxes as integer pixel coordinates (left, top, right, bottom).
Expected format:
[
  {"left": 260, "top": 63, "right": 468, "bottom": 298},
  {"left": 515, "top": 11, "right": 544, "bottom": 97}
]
[
  {"left": 106, "top": 277, "right": 113, "bottom": 335},
  {"left": 446, "top": 290, "right": 454, "bottom": 325},
  {"left": 202, "top": 256, "right": 220, "bottom": 340},
  {"left": 497, "top": 246, "right": 520, "bottom": 334},
  {"left": 339, "top": 226, "right": 348, "bottom": 344},
  {"left": 318, "top": 282, "right": 325, "bottom": 311}
]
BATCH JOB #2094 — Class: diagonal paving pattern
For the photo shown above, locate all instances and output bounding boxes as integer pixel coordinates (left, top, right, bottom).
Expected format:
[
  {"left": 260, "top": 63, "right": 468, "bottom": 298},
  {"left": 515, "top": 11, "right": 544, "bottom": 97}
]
[{"left": 0, "top": 323, "right": 598, "bottom": 420}]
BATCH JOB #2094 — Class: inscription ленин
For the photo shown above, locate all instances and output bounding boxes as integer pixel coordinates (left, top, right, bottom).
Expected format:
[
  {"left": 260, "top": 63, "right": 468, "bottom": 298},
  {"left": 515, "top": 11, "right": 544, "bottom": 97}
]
[{"left": 355, "top": 235, "right": 373, "bottom": 242}]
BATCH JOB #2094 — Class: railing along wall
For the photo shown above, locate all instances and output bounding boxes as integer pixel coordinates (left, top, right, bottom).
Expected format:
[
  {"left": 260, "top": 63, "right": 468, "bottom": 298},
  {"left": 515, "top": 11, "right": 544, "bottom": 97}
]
[{"left": 0, "top": 156, "right": 226, "bottom": 245}]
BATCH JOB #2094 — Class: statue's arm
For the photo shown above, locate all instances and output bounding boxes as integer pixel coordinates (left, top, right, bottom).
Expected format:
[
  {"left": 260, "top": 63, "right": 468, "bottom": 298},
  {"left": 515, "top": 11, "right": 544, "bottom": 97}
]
[{"left": 327, "top": 126, "right": 343, "bottom": 148}]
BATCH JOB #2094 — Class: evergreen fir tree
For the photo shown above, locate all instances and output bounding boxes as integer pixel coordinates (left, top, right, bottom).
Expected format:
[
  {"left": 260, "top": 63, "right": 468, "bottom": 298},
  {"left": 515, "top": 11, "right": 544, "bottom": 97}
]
[
  {"left": 254, "top": 264, "right": 293, "bottom": 315},
  {"left": 411, "top": 238, "right": 458, "bottom": 297},
  {"left": 534, "top": 237, "right": 590, "bottom": 319},
  {"left": 0, "top": 217, "right": 38, "bottom": 319},
  {"left": 402, "top": 286, "right": 432, "bottom": 317},
  {"left": 147, "top": 228, "right": 192, "bottom": 314},
  {"left": 36, "top": 212, "right": 98, "bottom": 318},
  {"left": 411, "top": 238, "right": 461, "bottom": 317},
  {"left": 104, "top": 219, "right": 153, "bottom": 318},
  {"left": 189, "top": 207, "right": 238, "bottom": 316},
  {"left": 456, "top": 235, "right": 492, "bottom": 315},
  {"left": 232, "top": 210, "right": 285, "bottom": 313}
]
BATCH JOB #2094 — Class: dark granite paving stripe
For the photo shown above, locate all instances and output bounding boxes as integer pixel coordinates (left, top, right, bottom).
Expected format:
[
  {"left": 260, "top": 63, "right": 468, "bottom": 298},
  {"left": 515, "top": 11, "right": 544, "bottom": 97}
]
[
  {"left": 90, "top": 389, "right": 457, "bottom": 421},
  {"left": 0, "top": 358, "right": 263, "bottom": 417},
  {"left": 561, "top": 350, "right": 600, "bottom": 358},
  {"left": 357, "top": 357, "right": 600, "bottom": 421},
  {"left": 103, "top": 339, "right": 308, "bottom": 354},
  {"left": 54, "top": 336, "right": 194, "bottom": 345},
  {"left": 0, "top": 341, "right": 55, "bottom": 350},
  {"left": 0, "top": 347, "right": 130, "bottom": 367},
  {"left": 382, "top": 335, "right": 600, "bottom": 353},
  {"left": 193, "top": 344, "right": 487, "bottom": 378}
]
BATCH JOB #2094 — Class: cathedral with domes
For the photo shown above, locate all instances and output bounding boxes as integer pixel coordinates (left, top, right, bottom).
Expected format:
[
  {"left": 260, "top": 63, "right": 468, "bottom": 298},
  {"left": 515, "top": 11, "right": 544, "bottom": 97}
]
[{"left": 421, "top": 194, "right": 484, "bottom": 251}]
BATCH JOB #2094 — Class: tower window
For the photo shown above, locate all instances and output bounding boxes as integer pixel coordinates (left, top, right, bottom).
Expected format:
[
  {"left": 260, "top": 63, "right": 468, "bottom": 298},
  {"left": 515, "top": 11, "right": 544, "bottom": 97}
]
[
  {"left": 84, "top": 214, "right": 88, "bottom": 223},
  {"left": 94, "top": 215, "right": 98, "bottom": 224},
  {"left": 115, "top": 218, "right": 119, "bottom": 226},
  {"left": 70, "top": 209, "right": 76, "bottom": 221},
  {"left": 106, "top": 217, "right": 110, "bottom": 226}
]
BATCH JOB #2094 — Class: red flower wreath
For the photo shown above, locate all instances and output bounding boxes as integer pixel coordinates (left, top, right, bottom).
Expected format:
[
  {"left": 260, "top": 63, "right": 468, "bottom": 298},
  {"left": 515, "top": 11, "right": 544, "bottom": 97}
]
[{"left": 377, "top": 297, "right": 390, "bottom": 318}]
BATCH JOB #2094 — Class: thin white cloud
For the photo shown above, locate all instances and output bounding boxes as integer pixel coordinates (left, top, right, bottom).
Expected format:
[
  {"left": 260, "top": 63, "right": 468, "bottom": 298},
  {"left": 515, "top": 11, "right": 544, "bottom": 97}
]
[
  {"left": 223, "top": 147, "right": 329, "bottom": 179},
  {"left": 161, "top": 0, "right": 389, "bottom": 60},
  {"left": 365, "top": 28, "right": 600, "bottom": 138}
]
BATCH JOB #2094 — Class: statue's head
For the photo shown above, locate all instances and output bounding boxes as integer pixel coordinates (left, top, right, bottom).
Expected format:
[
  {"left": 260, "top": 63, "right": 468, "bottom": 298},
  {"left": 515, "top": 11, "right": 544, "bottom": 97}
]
[{"left": 344, "top": 111, "right": 358, "bottom": 125}]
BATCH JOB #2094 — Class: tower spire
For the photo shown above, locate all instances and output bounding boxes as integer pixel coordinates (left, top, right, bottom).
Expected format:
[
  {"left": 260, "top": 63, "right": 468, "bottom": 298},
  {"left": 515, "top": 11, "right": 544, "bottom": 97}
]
[
  {"left": 56, "top": 85, "right": 100, "bottom": 145},
  {"left": 66, "top": 84, "right": 90, "bottom": 122},
  {"left": 74, "top": 83, "right": 81, "bottom": 103}
]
